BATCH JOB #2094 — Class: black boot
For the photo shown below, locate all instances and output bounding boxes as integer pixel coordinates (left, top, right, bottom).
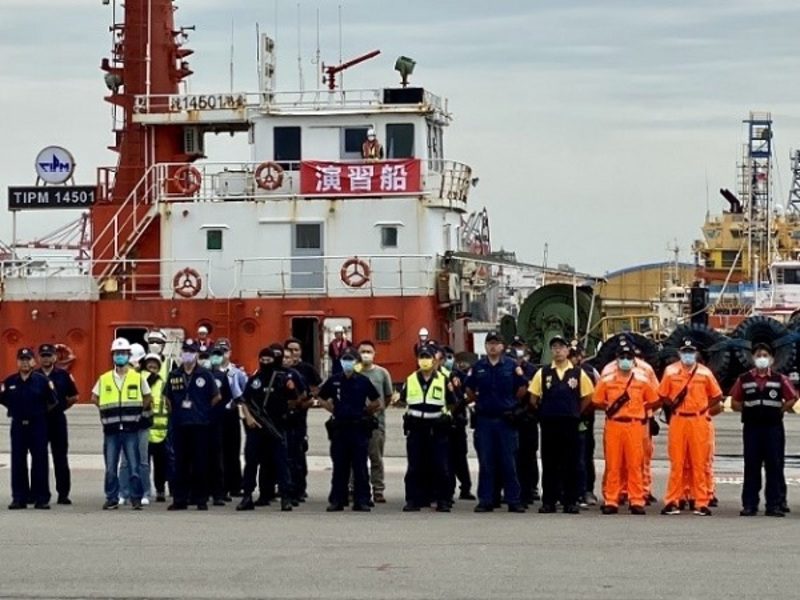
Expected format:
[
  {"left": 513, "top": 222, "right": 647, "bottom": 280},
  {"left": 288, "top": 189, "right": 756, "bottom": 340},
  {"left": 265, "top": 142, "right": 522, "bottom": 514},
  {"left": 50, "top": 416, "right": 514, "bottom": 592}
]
[{"left": 236, "top": 495, "right": 255, "bottom": 511}]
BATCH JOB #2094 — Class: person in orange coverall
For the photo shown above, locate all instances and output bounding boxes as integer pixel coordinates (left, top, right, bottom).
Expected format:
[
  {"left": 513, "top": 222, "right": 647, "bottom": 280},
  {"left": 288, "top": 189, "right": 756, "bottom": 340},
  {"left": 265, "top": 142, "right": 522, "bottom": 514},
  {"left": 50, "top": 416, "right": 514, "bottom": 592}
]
[
  {"left": 593, "top": 342, "right": 659, "bottom": 515},
  {"left": 659, "top": 338, "right": 723, "bottom": 516}
]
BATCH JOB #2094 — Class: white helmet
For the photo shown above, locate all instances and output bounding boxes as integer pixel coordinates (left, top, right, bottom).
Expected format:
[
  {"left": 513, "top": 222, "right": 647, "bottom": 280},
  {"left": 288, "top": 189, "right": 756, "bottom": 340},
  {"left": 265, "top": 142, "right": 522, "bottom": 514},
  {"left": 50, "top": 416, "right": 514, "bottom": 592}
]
[
  {"left": 419, "top": 327, "right": 429, "bottom": 338},
  {"left": 143, "top": 353, "right": 162, "bottom": 366},
  {"left": 367, "top": 128, "right": 376, "bottom": 138},
  {"left": 129, "top": 343, "right": 146, "bottom": 366},
  {"left": 111, "top": 337, "right": 132, "bottom": 353},
  {"left": 147, "top": 329, "right": 167, "bottom": 343},
  {"left": 334, "top": 325, "right": 344, "bottom": 334},
  {"left": 198, "top": 325, "right": 209, "bottom": 335}
]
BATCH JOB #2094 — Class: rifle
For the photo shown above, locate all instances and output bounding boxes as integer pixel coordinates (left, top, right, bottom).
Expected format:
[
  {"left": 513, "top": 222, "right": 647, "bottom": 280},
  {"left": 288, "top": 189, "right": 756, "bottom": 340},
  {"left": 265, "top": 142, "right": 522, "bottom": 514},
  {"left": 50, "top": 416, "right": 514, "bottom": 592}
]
[
  {"left": 606, "top": 374, "right": 635, "bottom": 419},
  {"left": 244, "top": 371, "right": 283, "bottom": 441}
]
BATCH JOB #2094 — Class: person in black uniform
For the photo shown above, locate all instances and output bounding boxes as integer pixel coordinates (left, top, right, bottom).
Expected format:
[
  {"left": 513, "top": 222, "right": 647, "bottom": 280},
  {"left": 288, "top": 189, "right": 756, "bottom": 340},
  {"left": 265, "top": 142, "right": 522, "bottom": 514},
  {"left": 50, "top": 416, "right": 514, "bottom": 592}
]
[
  {"left": 0, "top": 348, "right": 58, "bottom": 509},
  {"left": 237, "top": 344, "right": 299, "bottom": 512},
  {"left": 163, "top": 339, "right": 221, "bottom": 511},
  {"left": 443, "top": 346, "right": 475, "bottom": 503},
  {"left": 569, "top": 342, "right": 600, "bottom": 507},
  {"left": 208, "top": 344, "right": 234, "bottom": 506},
  {"left": 318, "top": 349, "right": 381, "bottom": 512},
  {"left": 509, "top": 336, "right": 539, "bottom": 508},
  {"left": 36, "top": 343, "right": 79, "bottom": 505}
]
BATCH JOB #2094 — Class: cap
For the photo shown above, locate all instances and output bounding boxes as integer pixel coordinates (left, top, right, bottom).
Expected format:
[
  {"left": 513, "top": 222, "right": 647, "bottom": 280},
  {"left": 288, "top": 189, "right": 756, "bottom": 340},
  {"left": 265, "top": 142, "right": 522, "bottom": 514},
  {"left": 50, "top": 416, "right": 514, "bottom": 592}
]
[
  {"left": 679, "top": 338, "right": 697, "bottom": 352},
  {"left": 210, "top": 344, "right": 227, "bottom": 355},
  {"left": 341, "top": 349, "right": 359, "bottom": 361},
  {"left": 182, "top": 339, "right": 199, "bottom": 352},
  {"left": 417, "top": 346, "right": 435, "bottom": 358},
  {"left": 17, "top": 347, "right": 35, "bottom": 360},
  {"left": 752, "top": 342, "right": 773, "bottom": 354},
  {"left": 442, "top": 345, "right": 455, "bottom": 355},
  {"left": 485, "top": 331, "right": 502, "bottom": 343},
  {"left": 142, "top": 353, "right": 162, "bottom": 365},
  {"left": 549, "top": 334, "right": 568, "bottom": 347},
  {"left": 38, "top": 343, "right": 56, "bottom": 356},
  {"left": 511, "top": 335, "right": 526, "bottom": 347},
  {"left": 216, "top": 338, "right": 231, "bottom": 351},
  {"left": 616, "top": 343, "right": 635, "bottom": 357}
]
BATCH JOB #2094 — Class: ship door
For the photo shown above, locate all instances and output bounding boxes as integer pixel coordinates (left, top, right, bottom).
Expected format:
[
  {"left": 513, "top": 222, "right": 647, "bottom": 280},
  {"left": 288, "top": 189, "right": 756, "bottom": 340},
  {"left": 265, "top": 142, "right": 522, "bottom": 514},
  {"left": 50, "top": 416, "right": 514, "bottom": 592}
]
[
  {"left": 114, "top": 327, "right": 148, "bottom": 347},
  {"left": 291, "top": 223, "right": 324, "bottom": 290},
  {"left": 291, "top": 317, "right": 320, "bottom": 370}
]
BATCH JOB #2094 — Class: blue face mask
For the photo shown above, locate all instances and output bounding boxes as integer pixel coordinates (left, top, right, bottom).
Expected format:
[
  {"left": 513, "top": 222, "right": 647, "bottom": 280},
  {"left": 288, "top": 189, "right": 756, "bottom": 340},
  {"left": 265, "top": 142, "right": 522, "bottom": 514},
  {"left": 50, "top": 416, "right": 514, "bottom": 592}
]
[
  {"left": 618, "top": 358, "right": 633, "bottom": 372},
  {"left": 113, "top": 354, "right": 129, "bottom": 367},
  {"left": 680, "top": 352, "right": 697, "bottom": 367},
  {"left": 444, "top": 358, "right": 455, "bottom": 371},
  {"left": 340, "top": 359, "right": 356, "bottom": 374}
]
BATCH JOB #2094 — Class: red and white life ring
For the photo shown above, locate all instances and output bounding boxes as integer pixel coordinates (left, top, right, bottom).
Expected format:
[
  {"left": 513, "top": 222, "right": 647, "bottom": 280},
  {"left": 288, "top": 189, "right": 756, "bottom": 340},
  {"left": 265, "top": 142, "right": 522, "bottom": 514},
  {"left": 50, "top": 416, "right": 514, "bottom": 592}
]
[
  {"left": 340, "top": 258, "right": 371, "bottom": 288},
  {"left": 254, "top": 161, "right": 285, "bottom": 191},
  {"left": 174, "top": 165, "right": 202, "bottom": 195},
  {"left": 173, "top": 268, "right": 203, "bottom": 298}
]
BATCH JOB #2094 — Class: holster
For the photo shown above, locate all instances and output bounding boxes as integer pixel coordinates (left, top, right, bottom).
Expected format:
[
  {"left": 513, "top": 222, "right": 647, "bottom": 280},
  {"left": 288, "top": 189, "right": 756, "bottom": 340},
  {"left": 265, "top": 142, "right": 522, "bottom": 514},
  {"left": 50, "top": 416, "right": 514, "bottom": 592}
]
[{"left": 649, "top": 416, "right": 661, "bottom": 437}]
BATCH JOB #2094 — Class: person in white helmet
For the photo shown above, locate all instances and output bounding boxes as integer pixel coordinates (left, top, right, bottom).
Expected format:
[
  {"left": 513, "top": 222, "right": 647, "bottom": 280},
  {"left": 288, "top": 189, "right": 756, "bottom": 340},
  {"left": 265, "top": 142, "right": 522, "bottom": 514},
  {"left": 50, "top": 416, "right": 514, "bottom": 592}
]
[
  {"left": 197, "top": 325, "right": 213, "bottom": 353},
  {"left": 90, "top": 338, "right": 153, "bottom": 510},
  {"left": 413, "top": 327, "right": 430, "bottom": 357},
  {"left": 361, "top": 127, "right": 384, "bottom": 160},
  {"left": 129, "top": 343, "right": 146, "bottom": 369},
  {"left": 327, "top": 325, "right": 353, "bottom": 376},
  {"left": 119, "top": 342, "right": 152, "bottom": 505}
]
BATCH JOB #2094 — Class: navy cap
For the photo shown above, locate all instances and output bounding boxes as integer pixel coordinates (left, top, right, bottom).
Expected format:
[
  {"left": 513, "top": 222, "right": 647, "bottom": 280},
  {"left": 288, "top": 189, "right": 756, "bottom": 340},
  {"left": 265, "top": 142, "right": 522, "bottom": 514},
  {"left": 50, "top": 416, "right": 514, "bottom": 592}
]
[
  {"left": 417, "top": 346, "right": 435, "bottom": 358},
  {"left": 485, "top": 331, "right": 502, "bottom": 343},
  {"left": 679, "top": 338, "right": 697, "bottom": 351},
  {"left": 210, "top": 344, "right": 226, "bottom": 355},
  {"left": 182, "top": 339, "right": 199, "bottom": 352},
  {"left": 511, "top": 335, "right": 526, "bottom": 347},
  {"left": 341, "top": 349, "right": 359, "bottom": 361},
  {"left": 215, "top": 338, "right": 231, "bottom": 351},
  {"left": 616, "top": 343, "right": 635, "bottom": 357},
  {"left": 17, "top": 347, "right": 35, "bottom": 360},
  {"left": 38, "top": 343, "right": 56, "bottom": 356},
  {"left": 549, "top": 334, "right": 568, "bottom": 347}
]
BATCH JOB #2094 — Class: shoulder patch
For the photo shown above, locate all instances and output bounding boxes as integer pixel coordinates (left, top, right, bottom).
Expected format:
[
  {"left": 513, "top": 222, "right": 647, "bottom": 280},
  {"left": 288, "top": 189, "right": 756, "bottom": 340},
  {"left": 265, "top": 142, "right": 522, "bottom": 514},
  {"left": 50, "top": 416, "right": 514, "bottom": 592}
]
[{"left": 250, "top": 378, "right": 262, "bottom": 390}]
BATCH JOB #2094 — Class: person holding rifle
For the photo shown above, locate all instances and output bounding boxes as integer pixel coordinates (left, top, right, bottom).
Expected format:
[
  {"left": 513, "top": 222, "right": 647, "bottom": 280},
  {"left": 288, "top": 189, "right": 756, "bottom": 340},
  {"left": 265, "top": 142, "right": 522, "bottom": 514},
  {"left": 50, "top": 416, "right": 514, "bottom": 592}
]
[
  {"left": 659, "top": 338, "right": 723, "bottom": 516},
  {"left": 592, "top": 341, "right": 659, "bottom": 515}
]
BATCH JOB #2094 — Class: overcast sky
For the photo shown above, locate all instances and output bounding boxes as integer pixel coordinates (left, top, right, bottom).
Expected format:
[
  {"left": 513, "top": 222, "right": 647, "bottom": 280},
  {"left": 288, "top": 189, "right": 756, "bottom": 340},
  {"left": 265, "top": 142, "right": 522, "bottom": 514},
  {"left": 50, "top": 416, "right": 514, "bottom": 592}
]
[{"left": 2, "top": 0, "right": 800, "bottom": 274}]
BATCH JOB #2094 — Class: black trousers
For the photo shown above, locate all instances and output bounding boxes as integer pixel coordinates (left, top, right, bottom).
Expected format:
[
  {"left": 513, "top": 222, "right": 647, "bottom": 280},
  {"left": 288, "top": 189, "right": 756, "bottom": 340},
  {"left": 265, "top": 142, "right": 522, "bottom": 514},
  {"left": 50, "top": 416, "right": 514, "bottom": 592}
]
[
  {"left": 517, "top": 418, "right": 539, "bottom": 504},
  {"left": 448, "top": 422, "right": 472, "bottom": 497},
  {"left": 405, "top": 420, "right": 450, "bottom": 507},
  {"left": 243, "top": 428, "right": 291, "bottom": 499},
  {"left": 742, "top": 421, "right": 784, "bottom": 511},
  {"left": 329, "top": 424, "right": 370, "bottom": 507},
  {"left": 47, "top": 411, "right": 70, "bottom": 500},
  {"left": 172, "top": 425, "right": 209, "bottom": 506},
  {"left": 148, "top": 440, "right": 168, "bottom": 495},
  {"left": 286, "top": 421, "right": 308, "bottom": 499},
  {"left": 540, "top": 417, "right": 580, "bottom": 507},
  {"left": 11, "top": 418, "right": 49, "bottom": 505},
  {"left": 222, "top": 408, "right": 242, "bottom": 495},
  {"left": 208, "top": 419, "right": 226, "bottom": 501}
]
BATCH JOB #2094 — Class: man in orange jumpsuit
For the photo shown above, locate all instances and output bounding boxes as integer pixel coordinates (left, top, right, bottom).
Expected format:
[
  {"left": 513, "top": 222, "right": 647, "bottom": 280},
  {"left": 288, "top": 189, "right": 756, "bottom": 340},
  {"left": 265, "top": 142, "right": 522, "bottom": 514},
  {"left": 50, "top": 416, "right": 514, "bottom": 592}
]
[
  {"left": 593, "top": 342, "right": 659, "bottom": 515},
  {"left": 660, "top": 338, "right": 723, "bottom": 516}
]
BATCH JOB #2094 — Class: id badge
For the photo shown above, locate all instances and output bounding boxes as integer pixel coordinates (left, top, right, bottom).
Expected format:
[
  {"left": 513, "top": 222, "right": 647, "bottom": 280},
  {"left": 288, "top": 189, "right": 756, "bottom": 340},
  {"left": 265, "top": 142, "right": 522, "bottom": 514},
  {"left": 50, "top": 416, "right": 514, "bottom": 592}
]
[{"left": 181, "top": 399, "right": 192, "bottom": 410}]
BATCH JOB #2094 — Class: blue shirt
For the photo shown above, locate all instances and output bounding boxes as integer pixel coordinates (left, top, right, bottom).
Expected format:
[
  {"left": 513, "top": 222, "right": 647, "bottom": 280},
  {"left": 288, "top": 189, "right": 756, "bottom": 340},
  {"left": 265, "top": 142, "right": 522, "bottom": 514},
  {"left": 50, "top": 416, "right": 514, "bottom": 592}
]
[
  {"left": 0, "top": 372, "right": 57, "bottom": 421},
  {"left": 164, "top": 366, "right": 219, "bottom": 426},
  {"left": 319, "top": 372, "right": 379, "bottom": 420},
  {"left": 36, "top": 367, "right": 78, "bottom": 413},
  {"left": 465, "top": 356, "right": 527, "bottom": 417}
]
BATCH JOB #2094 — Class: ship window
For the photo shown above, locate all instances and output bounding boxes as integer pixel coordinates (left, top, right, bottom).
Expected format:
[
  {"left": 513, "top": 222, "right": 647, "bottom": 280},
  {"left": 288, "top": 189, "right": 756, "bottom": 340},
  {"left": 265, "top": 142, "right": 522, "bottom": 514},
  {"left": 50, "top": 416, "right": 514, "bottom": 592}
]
[
  {"left": 427, "top": 122, "right": 443, "bottom": 170},
  {"left": 295, "top": 223, "right": 322, "bottom": 249},
  {"left": 380, "top": 226, "right": 398, "bottom": 248},
  {"left": 341, "top": 127, "right": 370, "bottom": 159},
  {"left": 274, "top": 126, "right": 301, "bottom": 169},
  {"left": 206, "top": 229, "right": 223, "bottom": 250},
  {"left": 375, "top": 320, "right": 392, "bottom": 342},
  {"left": 783, "top": 269, "right": 800, "bottom": 284},
  {"left": 386, "top": 123, "right": 415, "bottom": 158},
  {"left": 721, "top": 250, "right": 738, "bottom": 268}
]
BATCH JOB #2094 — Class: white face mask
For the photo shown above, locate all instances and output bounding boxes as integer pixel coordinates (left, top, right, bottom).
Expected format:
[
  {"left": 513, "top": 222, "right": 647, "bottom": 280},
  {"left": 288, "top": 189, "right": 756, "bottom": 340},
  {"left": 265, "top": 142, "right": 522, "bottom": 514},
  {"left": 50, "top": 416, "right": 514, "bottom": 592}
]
[
  {"left": 148, "top": 342, "right": 164, "bottom": 354},
  {"left": 754, "top": 356, "right": 772, "bottom": 370},
  {"left": 360, "top": 352, "right": 374, "bottom": 365}
]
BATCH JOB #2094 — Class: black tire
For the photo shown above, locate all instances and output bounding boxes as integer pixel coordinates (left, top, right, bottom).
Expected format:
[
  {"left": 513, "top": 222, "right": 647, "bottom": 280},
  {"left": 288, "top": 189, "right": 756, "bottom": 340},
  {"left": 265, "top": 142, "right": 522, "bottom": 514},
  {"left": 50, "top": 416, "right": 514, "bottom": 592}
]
[{"left": 731, "top": 315, "right": 796, "bottom": 373}]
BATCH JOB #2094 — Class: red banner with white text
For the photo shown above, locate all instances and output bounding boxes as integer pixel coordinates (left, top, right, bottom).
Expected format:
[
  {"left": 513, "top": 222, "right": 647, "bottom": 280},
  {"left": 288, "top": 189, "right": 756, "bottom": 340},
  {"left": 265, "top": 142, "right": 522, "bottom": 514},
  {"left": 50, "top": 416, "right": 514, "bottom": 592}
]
[{"left": 300, "top": 159, "right": 422, "bottom": 196}]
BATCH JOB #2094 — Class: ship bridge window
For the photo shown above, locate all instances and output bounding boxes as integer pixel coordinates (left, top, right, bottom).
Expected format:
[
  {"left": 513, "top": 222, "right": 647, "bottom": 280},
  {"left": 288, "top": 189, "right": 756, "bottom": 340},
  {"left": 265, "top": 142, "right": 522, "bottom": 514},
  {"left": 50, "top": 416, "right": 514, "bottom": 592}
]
[
  {"left": 781, "top": 268, "right": 800, "bottom": 284},
  {"left": 341, "top": 126, "right": 370, "bottom": 159},
  {"left": 206, "top": 229, "right": 223, "bottom": 251},
  {"left": 386, "top": 123, "right": 415, "bottom": 159},
  {"left": 381, "top": 227, "right": 398, "bottom": 248},
  {"left": 274, "top": 126, "right": 301, "bottom": 169}
]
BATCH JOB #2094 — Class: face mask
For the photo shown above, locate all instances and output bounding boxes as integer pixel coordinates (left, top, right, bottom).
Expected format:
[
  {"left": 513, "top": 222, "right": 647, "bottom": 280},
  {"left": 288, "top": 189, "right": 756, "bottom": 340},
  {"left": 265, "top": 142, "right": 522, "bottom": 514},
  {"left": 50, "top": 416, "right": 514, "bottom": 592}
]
[
  {"left": 360, "top": 352, "right": 374, "bottom": 365},
  {"left": 199, "top": 359, "right": 211, "bottom": 369},
  {"left": 444, "top": 357, "right": 455, "bottom": 371},
  {"left": 148, "top": 342, "right": 164, "bottom": 354},
  {"left": 181, "top": 352, "right": 197, "bottom": 365},
  {"left": 113, "top": 354, "right": 129, "bottom": 367},
  {"left": 680, "top": 352, "right": 696, "bottom": 367},
  {"left": 340, "top": 359, "right": 356, "bottom": 374},
  {"left": 754, "top": 356, "right": 772, "bottom": 370},
  {"left": 515, "top": 349, "right": 525, "bottom": 359},
  {"left": 617, "top": 358, "right": 633, "bottom": 372},
  {"left": 418, "top": 358, "right": 434, "bottom": 371},
  {"left": 211, "top": 355, "right": 224, "bottom": 367}
]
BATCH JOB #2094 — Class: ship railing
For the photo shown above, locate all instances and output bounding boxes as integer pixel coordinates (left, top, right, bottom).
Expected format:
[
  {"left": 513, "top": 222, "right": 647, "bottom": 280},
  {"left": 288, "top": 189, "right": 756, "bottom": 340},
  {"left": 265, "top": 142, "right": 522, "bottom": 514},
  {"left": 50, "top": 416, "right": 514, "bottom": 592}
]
[
  {"left": 233, "top": 254, "right": 436, "bottom": 297},
  {"left": 152, "top": 159, "right": 470, "bottom": 207},
  {"left": 131, "top": 89, "right": 446, "bottom": 115}
]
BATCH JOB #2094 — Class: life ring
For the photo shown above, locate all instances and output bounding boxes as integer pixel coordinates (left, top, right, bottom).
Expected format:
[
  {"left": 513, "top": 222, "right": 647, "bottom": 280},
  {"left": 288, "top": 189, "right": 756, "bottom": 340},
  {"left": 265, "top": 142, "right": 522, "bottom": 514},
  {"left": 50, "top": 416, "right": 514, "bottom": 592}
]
[
  {"left": 174, "top": 165, "right": 202, "bottom": 195},
  {"left": 54, "top": 343, "right": 76, "bottom": 371},
  {"left": 340, "top": 258, "right": 371, "bottom": 288},
  {"left": 254, "top": 161, "right": 284, "bottom": 191},
  {"left": 173, "top": 268, "right": 203, "bottom": 298}
]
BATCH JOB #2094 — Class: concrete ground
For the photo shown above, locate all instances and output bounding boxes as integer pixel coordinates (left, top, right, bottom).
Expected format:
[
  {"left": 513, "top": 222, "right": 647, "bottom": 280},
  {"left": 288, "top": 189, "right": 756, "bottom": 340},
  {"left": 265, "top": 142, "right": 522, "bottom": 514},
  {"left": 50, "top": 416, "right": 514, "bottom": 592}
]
[{"left": 0, "top": 407, "right": 799, "bottom": 600}]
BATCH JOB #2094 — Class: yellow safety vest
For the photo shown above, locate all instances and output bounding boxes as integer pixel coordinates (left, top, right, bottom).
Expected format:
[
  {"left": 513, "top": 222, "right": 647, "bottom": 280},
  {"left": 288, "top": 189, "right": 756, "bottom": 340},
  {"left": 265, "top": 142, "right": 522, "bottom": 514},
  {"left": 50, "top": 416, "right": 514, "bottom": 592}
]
[
  {"left": 405, "top": 371, "right": 448, "bottom": 413},
  {"left": 148, "top": 377, "right": 168, "bottom": 444},
  {"left": 98, "top": 368, "right": 144, "bottom": 432}
]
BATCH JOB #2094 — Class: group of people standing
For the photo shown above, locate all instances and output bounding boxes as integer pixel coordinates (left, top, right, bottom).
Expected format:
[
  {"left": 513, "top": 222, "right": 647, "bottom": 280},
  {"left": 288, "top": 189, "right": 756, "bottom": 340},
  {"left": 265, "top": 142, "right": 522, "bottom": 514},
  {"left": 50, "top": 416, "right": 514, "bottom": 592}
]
[{"left": 1, "top": 326, "right": 796, "bottom": 517}]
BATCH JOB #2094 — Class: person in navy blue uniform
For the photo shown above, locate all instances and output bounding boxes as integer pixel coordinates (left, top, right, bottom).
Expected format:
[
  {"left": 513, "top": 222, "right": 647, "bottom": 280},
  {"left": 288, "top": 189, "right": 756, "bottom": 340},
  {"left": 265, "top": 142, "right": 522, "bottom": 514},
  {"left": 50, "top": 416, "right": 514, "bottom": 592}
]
[
  {"left": 237, "top": 344, "right": 299, "bottom": 512},
  {"left": 509, "top": 336, "right": 539, "bottom": 508},
  {"left": 36, "top": 343, "right": 79, "bottom": 505},
  {"left": 443, "top": 346, "right": 475, "bottom": 503},
  {"left": 206, "top": 345, "right": 234, "bottom": 506},
  {"left": 465, "top": 331, "right": 528, "bottom": 513},
  {"left": 163, "top": 339, "right": 221, "bottom": 511},
  {"left": 0, "top": 348, "right": 58, "bottom": 509},
  {"left": 318, "top": 349, "right": 381, "bottom": 512}
]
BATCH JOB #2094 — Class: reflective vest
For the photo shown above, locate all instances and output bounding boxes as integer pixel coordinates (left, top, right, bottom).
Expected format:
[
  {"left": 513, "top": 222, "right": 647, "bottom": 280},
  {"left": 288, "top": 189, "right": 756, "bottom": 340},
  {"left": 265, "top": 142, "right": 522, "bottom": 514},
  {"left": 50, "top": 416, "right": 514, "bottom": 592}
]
[
  {"left": 148, "top": 376, "right": 168, "bottom": 444},
  {"left": 740, "top": 371, "right": 784, "bottom": 425},
  {"left": 97, "top": 369, "right": 144, "bottom": 433},
  {"left": 405, "top": 371, "right": 448, "bottom": 415}
]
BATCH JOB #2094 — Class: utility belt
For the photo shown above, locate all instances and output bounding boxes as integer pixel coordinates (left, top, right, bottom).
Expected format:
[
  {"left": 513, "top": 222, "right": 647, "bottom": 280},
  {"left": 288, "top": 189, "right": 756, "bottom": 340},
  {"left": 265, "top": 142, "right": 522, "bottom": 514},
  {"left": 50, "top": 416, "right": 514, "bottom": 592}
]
[
  {"left": 403, "top": 412, "right": 451, "bottom": 435},
  {"left": 325, "top": 416, "right": 378, "bottom": 439},
  {"left": 674, "top": 408, "right": 708, "bottom": 418},
  {"left": 608, "top": 416, "right": 647, "bottom": 424}
]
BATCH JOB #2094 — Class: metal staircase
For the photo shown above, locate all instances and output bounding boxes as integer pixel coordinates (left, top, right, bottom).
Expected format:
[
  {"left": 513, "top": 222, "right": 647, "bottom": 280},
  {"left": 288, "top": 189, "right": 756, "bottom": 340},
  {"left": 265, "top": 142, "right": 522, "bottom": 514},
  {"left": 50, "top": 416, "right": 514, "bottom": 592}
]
[{"left": 91, "top": 165, "right": 160, "bottom": 284}]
